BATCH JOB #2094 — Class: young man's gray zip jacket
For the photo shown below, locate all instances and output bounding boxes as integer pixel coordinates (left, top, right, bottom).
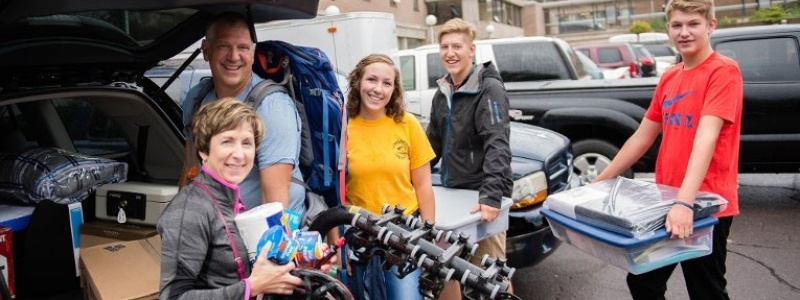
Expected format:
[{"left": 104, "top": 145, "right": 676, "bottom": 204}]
[
  {"left": 426, "top": 61, "right": 513, "bottom": 209},
  {"left": 159, "top": 169, "right": 253, "bottom": 300}
]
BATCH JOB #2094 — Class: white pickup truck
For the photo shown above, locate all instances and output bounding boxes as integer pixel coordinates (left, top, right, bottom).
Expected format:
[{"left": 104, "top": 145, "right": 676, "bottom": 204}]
[{"left": 395, "top": 36, "right": 591, "bottom": 120}]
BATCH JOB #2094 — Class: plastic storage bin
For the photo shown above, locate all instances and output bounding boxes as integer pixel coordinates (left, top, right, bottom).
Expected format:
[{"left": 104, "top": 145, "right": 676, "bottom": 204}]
[
  {"left": 433, "top": 186, "right": 512, "bottom": 244},
  {"left": 542, "top": 208, "right": 717, "bottom": 275},
  {"left": 0, "top": 204, "right": 35, "bottom": 232}
]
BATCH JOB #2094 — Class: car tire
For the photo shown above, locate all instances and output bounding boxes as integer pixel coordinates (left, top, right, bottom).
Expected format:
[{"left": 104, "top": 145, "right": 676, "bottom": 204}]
[{"left": 572, "top": 139, "right": 633, "bottom": 185}]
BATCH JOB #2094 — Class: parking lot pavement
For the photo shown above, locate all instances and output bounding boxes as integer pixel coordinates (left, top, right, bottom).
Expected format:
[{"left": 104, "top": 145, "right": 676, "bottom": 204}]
[{"left": 513, "top": 183, "right": 800, "bottom": 300}]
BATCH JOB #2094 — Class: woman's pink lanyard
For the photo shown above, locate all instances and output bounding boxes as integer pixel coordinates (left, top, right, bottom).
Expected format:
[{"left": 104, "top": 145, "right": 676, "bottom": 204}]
[{"left": 192, "top": 181, "right": 247, "bottom": 280}]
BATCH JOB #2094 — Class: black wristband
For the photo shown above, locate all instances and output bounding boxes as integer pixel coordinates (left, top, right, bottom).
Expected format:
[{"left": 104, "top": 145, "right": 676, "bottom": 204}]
[{"left": 672, "top": 200, "right": 694, "bottom": 210}]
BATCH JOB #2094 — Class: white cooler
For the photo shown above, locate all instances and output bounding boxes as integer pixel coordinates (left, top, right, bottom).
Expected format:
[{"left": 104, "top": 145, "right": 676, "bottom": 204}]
[
  {"left": 433, "top": 186, "right": 512, "bottom": 244},
  {"left": 95, "top": 182, "right": 177, "bottom": 226}
]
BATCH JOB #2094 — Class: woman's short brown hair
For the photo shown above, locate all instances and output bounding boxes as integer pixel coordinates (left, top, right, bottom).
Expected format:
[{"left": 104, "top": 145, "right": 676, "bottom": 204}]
[
  {"left": 191, "top": 97, "right": 264, "bottom": 155},
  {"left": 346, "top": 53, "right": 406, "bottom": 123}
]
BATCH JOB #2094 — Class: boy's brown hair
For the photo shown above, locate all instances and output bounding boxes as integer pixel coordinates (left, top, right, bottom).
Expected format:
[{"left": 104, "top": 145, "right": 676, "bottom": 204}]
[
  {"left": 665, "top": 0, "right": 715, "bottom": 21},
  {"left": 437, "top": 18, "right": 477, "bottom": 43}
]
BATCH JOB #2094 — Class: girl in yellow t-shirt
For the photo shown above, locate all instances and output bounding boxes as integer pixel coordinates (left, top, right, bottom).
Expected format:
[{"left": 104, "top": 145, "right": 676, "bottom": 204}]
[{"left": 344, "top": 53, "right": 435, "bottom": 300}]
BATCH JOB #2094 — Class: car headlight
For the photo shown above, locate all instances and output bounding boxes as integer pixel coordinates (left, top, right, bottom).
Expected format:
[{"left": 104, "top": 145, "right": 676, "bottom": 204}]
[{"left": 511, "top": 171, "right": 548, "bottom": 209}]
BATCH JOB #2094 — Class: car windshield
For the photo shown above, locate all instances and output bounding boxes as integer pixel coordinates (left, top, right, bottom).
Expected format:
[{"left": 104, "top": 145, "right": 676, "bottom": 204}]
[
  {"left": 574, "top": 50, "right": 602, "bottom": 79},
  {"left": 633, "top": 45, "right": 654, "bottom": 59},
  {"left": 643, "top": 44, "right": 675, "bottom": 57},
  {"left": 575, "top": 50, "right": 599, "bottom": 69},
  {"left": 3, "top": 9, "right": 196, "bottom": 47}
]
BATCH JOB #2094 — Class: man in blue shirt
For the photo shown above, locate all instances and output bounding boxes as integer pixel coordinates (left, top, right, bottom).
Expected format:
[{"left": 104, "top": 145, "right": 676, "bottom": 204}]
[{"left": 181, "top": 12, "right": 305, "bottom": 214}]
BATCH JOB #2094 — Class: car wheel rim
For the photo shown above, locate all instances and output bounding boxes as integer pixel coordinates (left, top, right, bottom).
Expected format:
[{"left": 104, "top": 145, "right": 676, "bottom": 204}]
[{"left": 573, "top": 152, "right": 612, "bottom": 185}]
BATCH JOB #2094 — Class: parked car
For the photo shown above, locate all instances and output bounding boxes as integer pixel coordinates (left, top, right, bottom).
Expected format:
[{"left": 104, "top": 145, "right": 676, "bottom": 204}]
[
  {"left": 0, "top": 6, "right": 576, "bottom": 300},
  {"left": 575, "top": 50, "right": 605, "bottom": 80},
  {"left": 631, "top": 43, "right": 658, "bottom": 77},
  {"left": 609, "top": 32, "right": 670, "bottom": 44},
  {"left": 575, "top": 50, "right": 631, "bottom": 80},
  {"left": 146, "top": 59, "right": 211, "bottom": 105},
  {"left": 398, "top": 36, "right": 591, "bottom": 120},
  {"left": 501, "top": 25, "right": 800, "bottom": 186},
  {"left": 641, "top": 42, "right": 678, "bottom": 65},
  {"left": 576, "top": 42, "right": 660, "bottom": 78}
]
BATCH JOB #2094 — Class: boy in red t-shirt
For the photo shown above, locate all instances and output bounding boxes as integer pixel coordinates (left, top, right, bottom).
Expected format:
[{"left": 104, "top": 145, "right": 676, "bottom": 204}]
[{"left": 595, "top": 0, "right": 743, "bottom": 299}]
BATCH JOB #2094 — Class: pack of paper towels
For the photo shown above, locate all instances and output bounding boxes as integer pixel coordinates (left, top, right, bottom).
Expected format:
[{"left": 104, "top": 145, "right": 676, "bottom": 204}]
[{"left": 233, "top": 202, "right": 284, "bottom": 264}]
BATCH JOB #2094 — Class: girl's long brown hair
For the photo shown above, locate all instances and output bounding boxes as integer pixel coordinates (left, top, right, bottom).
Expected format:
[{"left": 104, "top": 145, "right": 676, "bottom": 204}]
[{"left": 346, "top": 54, "right": 406, "bottom": 123}]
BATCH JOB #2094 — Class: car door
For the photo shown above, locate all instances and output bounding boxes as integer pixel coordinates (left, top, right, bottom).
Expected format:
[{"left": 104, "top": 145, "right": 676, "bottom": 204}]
[{"left": 713, "top": 35, "right": 800, "bottom": 172}]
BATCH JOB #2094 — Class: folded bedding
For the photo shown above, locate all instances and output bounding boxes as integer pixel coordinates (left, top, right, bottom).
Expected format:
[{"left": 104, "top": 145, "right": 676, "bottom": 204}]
[{"left": 544, "top": 177, "right": 727, "bottom": 238}]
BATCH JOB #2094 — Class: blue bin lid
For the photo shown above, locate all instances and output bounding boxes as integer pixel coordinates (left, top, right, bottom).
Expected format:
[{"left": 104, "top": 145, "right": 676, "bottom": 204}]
[
  {"left": 0, "top": 204, "right": 35, "bottom": 232},
  {"left": 542, "top": 208, "right": 718, "bottom": 248}
]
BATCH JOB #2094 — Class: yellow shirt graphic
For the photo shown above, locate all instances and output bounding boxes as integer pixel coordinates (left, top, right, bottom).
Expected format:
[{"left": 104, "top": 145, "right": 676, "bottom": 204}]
[{"left": 345, "top": 113, "right": 435, "bottom": 215}]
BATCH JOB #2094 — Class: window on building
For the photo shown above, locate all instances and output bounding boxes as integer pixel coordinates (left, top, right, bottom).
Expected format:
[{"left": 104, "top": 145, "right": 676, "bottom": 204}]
[
  {"left": 414, "top": 0, "right": 419, "bottom": 11},
  {"left": 406, "top": 38, "right": 423, "bottom": 49},
  {"left": 478, "top": 0, "right": 522, "bottom": 27},
  {"left": 426, "top": 0, "right": 462, "bottom": 25}
]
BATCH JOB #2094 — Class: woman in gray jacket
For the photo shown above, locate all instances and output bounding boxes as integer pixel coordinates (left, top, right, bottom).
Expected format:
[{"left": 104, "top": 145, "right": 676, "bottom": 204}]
[{"left": 158, "top": 98, "right": 302, "bottom": 299}]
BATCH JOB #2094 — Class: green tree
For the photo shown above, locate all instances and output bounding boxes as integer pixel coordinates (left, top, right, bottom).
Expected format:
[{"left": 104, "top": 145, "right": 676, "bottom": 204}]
[
  {"left": 650, "top": 18, "right": 667, "bottom": 30},
  {"left": 751, "top": 5, "right": 790, "bottom": 23},
  {"left": 629, "top": 20, "right": 653, "bottom": 42},
  {"left": 718, "top": 16, "right": 737, "bottom": 27}
]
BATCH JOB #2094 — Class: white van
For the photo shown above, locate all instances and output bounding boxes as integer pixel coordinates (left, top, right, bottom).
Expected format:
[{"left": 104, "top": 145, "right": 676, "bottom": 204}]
[{"left": 396, "top": 36, "right": 589, "bottom": 119}]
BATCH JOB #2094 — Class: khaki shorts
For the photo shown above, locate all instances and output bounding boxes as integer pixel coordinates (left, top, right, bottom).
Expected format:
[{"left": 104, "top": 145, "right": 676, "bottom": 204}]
[{"left": 469, "top": 232, "right": 506, "bottom": 266}]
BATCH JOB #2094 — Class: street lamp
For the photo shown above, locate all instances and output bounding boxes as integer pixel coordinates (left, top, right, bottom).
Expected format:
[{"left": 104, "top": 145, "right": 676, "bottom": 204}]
[
  {"left": 324, "top": 5, "right": 340, "bottom": 16},
  {"left": 425, "top": 14, "right": 437, "bottom": 44},
  {"left": 486, "top": 24, "right": 495, "bottom": 39}
]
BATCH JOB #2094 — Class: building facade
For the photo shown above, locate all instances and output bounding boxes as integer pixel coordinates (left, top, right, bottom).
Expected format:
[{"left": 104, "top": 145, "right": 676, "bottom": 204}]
[{"left": 318, "top": 0, "right": 775, "bottom": 49}]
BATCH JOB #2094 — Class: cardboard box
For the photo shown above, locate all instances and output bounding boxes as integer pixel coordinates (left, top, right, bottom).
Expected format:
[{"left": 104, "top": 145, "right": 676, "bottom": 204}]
[
  {"left": 80, "top": 236, "right": 161, "bottom": 300},
  {"left": 433, "top": 187, "right": 512, "bottom": 244},
  {"left": 81, "top": 221, "right": 158, "bottom": 241},
  {"left": 95, "top": 182, "right": 177, "bottom": 226},
  {"left": 0, "top": 226, "right": 15, "bottom": 299},
  {"left": 80, "top": 234, "right": 121, "bottom": 249},
  {"left": 542, "top": 208, "right": 717, "bottom": 275},
  {"left": 80, "top": 221, "right": 157, "bottom": 249}
]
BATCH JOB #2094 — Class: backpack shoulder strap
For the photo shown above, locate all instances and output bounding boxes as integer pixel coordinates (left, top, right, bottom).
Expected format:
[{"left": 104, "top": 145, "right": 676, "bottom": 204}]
[
  {"left": 291, "top": 177, "right": 309, "bottom": 190},
  {"left": 244, "top": 79, "right": 289, "bottom": 109},
  {"left": 183, "top": 78, "right": 215, "bottom": 139},
  {"left": 192, "top": 78, "right": 215, "bottom": 116}
]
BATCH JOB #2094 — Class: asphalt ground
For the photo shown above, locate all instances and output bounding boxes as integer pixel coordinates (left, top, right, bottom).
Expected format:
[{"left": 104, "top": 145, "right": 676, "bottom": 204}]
[{"left": 513, "top": 181, "right": 800, "bottom": 300}]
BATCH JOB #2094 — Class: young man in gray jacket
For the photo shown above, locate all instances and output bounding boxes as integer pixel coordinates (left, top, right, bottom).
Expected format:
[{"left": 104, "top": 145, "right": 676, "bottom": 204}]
[{"left": 426, "top": 18, "right": 513, "bottom": 299}]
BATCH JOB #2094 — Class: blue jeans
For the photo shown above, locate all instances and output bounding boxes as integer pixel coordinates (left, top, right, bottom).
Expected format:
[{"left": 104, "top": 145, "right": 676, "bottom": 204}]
[
  {"left": 349, "top": 256, "right": 422, "bottom": 300},
  {"left": 385, "top": 265, "right": 422, "bottom": 300}
]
